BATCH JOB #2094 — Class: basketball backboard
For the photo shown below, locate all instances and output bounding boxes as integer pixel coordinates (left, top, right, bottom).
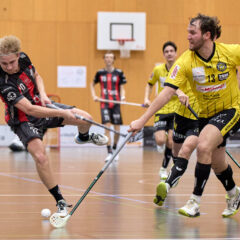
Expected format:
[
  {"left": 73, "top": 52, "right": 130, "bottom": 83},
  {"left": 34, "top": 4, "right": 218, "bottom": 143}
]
[{"left": 97, "top": 12, "right": 146, "bottom": 51}]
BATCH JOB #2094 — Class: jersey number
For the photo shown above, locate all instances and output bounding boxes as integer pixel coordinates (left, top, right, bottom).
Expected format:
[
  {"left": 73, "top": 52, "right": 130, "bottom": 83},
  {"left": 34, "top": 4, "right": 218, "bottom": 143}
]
[{"left": 207, "top": 74, "right": 215, "bottom": 83}]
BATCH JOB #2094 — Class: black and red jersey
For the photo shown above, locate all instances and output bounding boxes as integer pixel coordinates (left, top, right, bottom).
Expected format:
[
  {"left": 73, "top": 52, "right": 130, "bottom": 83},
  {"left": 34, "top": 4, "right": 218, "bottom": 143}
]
[
  {"left": 0, "top": 52, "right": 42, "bottom": 126},
  {"left": 93, "top": 68, "right": 127, "bottom": 108}
]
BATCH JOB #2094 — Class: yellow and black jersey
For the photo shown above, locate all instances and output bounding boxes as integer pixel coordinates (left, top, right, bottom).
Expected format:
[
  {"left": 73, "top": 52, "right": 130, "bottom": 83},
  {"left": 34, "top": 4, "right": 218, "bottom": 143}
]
[
  {"left": 149, "top": 64, "right": 178, "bottom": 115},
  {"left": 165, "top": 42, "right": 240, "bottom": 118},
  {"left": 175, "top": 81, "right": 199, "bottom": 120}
]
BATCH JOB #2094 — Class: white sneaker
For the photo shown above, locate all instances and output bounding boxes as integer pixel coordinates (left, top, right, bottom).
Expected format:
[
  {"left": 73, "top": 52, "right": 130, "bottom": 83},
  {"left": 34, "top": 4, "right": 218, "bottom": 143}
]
[
  {"left": 222, "top": 187, "right": 240, "bottom": 217},
  {"left": 75, "top": 133, "right": 108, "bottom": 146},
  {"left": 159, "top": 167, "right": 168, "bottom": 180},
  {"left": 178, "top": 198, "right": 200, "bottom": 217},
  {"left": 105, "top": 153, "right": 113, "bottom": 162},
  {"left": 9, "top": 135, "right": 25, "bottom": 152}
]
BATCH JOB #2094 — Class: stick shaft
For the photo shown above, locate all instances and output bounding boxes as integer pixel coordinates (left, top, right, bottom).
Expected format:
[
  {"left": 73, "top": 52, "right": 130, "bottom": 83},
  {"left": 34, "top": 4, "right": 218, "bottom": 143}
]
[
  {"left": 70, "top": 132, "right": 133, "bottom": 215},
  {"left": 46, "top": 104, "right": 126, "bottom": 137},
  {"left": 98, "top": 99, "right": 145, "bottom": 107}
]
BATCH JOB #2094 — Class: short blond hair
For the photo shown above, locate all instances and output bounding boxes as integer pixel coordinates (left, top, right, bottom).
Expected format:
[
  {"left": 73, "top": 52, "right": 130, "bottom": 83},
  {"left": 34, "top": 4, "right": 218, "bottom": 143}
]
[{"left": 0, "top": 35, "right": 21, "bottom": 56}]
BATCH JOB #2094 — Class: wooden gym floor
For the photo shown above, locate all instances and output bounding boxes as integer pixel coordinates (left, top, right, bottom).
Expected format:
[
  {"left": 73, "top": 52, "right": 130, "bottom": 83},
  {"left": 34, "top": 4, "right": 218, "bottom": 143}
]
[{"left": 0, "top": 145, "right": 240, "bottom": 239}]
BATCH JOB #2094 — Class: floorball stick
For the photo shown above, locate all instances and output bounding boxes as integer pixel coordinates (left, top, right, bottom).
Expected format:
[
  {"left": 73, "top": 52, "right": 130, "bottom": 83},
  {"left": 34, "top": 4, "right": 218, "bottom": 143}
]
[
  {"left": 98, "top": 98, "right": 146, "bottom": 108},
  {"left": 187, "top": 105, "right": 240, "bottom": 168},
  {"left": 49, "top": 132, "right": 133, "bottom": 228},
  {"left": 46, "top": 103, "right": 126, "bottom": 137}
]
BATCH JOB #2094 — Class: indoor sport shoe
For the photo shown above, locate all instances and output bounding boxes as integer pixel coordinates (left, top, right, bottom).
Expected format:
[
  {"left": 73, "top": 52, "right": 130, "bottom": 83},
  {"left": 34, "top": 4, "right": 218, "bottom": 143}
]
[
  {"left": 178, "top": 198, "right": 200, "bottom": 218},
  {"left": 222, "top": 186, "right": 240, "bottom": 218},
  {"left": 159, "top": 167, "right": 168, "bottom": 180},
  {"left": 74, "top": 133, "right": 108, "bottom": 146},
  {"left": 153, "top": 182, "right": 169, "bottom": 206},
  {"left": 105, "top": 153, "right": 113, "bottom": 162},
  {"left": 8, "top": 135, "right": 25, "bottom": 152},
  {"left": 56, "top": 199, "right": 72, "bottom": 217}
]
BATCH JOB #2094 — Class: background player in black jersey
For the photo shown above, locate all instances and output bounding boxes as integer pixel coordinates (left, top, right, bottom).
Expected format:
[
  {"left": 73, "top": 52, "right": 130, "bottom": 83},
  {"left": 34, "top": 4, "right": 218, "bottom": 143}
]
[
  {"left": 91, "top": 51, "right": 127, "bottom": 162},
  {"left": 0, "top": 35, "right": 108, "bottom": 217}
]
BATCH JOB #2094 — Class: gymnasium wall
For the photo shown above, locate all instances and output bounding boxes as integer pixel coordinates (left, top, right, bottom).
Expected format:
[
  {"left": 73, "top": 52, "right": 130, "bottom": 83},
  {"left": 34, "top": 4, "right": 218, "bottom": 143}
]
[{"left": 0, "top": 0, "right": 240, "bottom": 125}]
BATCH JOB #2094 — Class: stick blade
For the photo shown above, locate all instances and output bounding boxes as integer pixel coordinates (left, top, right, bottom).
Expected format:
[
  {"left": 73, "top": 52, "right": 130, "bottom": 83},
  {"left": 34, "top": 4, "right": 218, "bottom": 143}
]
[{"left": 50, "top": 213, "right": 70, "bottom": 228}]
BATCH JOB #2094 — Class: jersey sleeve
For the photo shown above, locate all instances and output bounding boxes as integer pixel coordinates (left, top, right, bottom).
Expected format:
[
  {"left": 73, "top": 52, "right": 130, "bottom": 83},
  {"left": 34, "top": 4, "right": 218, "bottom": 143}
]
[
  {"left": 93, "top": 71, "right": 100, "bottom": 84},
  {"left": 0, "top": 84, "right": 24, "bottom": 106},
  {"left": 119, "top": 70, "right": 127, "bottom": 85},
  {"left": 164, "top": 57, "right": 188, "bottom": 90},
  {"left": 225, "top": 44, "right": 240, "bottom": 66},
  {"left": 148, "top": 66, "right": 159, "bottom": 86}
]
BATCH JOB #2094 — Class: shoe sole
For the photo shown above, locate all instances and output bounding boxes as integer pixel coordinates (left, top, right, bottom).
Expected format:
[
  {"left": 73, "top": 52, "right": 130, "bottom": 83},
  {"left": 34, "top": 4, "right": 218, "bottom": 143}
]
[
  {"left": 222, "top": 209, "right": 239, "bottom": 218},
  {"left": 153, "top": 182, "right": 167, "bottom": 206},
  {"left": 178, "top": 208, "right": 200, "bottom": 218}
]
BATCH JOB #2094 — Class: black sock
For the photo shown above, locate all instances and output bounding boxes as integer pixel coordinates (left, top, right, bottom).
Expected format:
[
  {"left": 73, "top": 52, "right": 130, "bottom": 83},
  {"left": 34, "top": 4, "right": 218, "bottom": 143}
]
[
  {"left": 166, "top": 157, "right": 188, "bottom": 187},
  {"left": 162, "top": 146, "right": 172, "bottom": 168},
  {"left": 78, "top": 131, "right": 89, "bottom": 141},
  {"left": 193, "top": 162, "right": 211, "bottom": 196},
  {"left": 113, "top": 143, "right": 117, "bottom": 150},
  {"left": 49, "top": 185, "right": 64, "bottom": 203},
  {"left": 107, "top": 145, "right": 112, "bottom": 154},
  {"left": 215, "top": 165, "right": 235, "bottom": 191},
  {"left": 172, "top": 155, "right": 178, "bottom": 164}
]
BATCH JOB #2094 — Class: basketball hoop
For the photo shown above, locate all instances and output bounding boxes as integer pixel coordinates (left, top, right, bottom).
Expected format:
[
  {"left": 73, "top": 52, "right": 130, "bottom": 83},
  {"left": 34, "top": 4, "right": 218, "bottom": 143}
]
[{"left": 117, "top": 39, "right": 134, "bottom": 58}]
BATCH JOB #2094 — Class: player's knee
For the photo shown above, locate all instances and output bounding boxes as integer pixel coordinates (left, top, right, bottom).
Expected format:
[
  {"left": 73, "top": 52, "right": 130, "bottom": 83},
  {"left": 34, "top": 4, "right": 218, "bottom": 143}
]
[
  {"left": 155, "top": 138, "right": 165, "bottom": 146},
  {"left": 33, "top": 151, "right": 48, "bottom": 165},
  {"left": 197, "top": 141, "right": 212, "bottom": 156}
]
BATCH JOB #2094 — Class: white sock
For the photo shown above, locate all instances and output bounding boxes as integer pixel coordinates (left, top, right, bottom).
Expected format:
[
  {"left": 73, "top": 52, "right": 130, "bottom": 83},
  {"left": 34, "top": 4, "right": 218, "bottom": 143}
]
[
  {"left": 227, "top": 186, "right": 236, "bottom": 198},
  {"left": 191, "top": 194, "right": 201, "bottom": 204}
]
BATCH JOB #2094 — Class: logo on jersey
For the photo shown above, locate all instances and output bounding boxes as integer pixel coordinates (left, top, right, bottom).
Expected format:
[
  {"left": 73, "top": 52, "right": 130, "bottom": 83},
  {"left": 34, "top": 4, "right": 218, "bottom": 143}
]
[
  {"left": 218, "top": 72, "right": 229, "bottom": 81},
  {"left": 196, "top": 83, "right": 226, "bottom": 93},
  {"left": 170, "top": 65, "right": 180, "bottom": 79},
  {"left": 7, "top": 92, "right": 17, "bottom": 101},
  {"left": 217, "top": 62, "right": 227, "bottom": 72},
  {"left": 19, "top": 83, "right": 26, "bottom": 92},
  {"left": 192, "top": 67, "right": 206, "bottom": 83}
]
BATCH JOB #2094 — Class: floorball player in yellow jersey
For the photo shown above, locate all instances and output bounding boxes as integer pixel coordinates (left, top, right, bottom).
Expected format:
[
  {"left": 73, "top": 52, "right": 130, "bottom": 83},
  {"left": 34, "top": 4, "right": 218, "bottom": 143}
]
[
  {"left": 129, "top": 13, "right": 240, "bottom": 218},
  {"left": 144, "top": 41, "right": 178, "bottom": 180}
]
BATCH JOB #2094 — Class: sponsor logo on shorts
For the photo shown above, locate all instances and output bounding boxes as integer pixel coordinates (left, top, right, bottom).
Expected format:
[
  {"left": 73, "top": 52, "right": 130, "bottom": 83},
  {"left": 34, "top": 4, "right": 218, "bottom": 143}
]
[
  {"left": 154, "top": 121, "right": 167, "bottom": 128},
  {"left": 196, "top": 83, "right": 226, "bottom": 93}
]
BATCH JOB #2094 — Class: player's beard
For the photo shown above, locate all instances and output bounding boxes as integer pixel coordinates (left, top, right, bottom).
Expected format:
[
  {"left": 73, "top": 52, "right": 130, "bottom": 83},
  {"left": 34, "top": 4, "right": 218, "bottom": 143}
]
[{"left": 189, "top": 37, "right": 204, "bottom": 52}]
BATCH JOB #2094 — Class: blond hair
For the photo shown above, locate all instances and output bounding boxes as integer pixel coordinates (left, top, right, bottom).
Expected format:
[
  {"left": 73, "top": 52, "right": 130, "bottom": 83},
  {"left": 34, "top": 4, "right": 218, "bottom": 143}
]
[{"left": 0, "top": 35, "right": 21, "bottom": 56}]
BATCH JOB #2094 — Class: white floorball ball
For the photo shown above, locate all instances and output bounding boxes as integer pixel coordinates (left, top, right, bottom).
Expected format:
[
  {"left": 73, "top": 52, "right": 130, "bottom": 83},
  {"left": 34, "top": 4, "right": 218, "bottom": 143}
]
[{"left": 41, "top": 208, "right": 51, "bottom": 218}]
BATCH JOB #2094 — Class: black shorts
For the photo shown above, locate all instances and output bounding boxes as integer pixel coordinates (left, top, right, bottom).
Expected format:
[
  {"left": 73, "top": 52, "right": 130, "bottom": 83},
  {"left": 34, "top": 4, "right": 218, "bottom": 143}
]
[
  {"left": 173, "top": 113, "right": 199, "bottom": 144},
  {"left": 101, "top": 105, "right": 123, "bottom": 125},
  {"left": 154, "top": 113, "right": 174, "bottom": 131},
  {"left": 11, "top": 102, "right": 74, "bottom": 147},
  {"left": 199, "top": 108, "right": 240, "bottom": 147}
]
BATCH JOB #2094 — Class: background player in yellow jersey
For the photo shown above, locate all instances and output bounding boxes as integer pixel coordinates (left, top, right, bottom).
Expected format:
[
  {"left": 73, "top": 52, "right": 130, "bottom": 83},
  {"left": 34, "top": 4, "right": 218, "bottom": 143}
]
[
  {"left": 144, "top": 41, "right": 178, "bottom": 179},
  {"left": 129, "top": 13, "right": 240, "bottom": 218}
]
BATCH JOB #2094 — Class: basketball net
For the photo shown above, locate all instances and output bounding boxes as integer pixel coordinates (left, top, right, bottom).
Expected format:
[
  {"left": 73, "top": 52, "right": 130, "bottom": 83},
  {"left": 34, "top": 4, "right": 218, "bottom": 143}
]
[{"left": 118, "top": 39, "right": 132, "bottom": 58}]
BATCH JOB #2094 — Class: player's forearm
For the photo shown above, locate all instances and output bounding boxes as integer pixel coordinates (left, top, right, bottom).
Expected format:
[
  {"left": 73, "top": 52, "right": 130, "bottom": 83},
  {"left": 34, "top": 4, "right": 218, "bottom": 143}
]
[
  {"left": 90, "top": 82, "right": 97, "bottom": 98},
  {"left": 144, "top": 84, "right": 153, "bottom": 102},
  {"left": 35, "top": 72, "right": 47, "bottom": 97},
  {"left": 15, "top": 98, "right": 65, "bottom": 118}
]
